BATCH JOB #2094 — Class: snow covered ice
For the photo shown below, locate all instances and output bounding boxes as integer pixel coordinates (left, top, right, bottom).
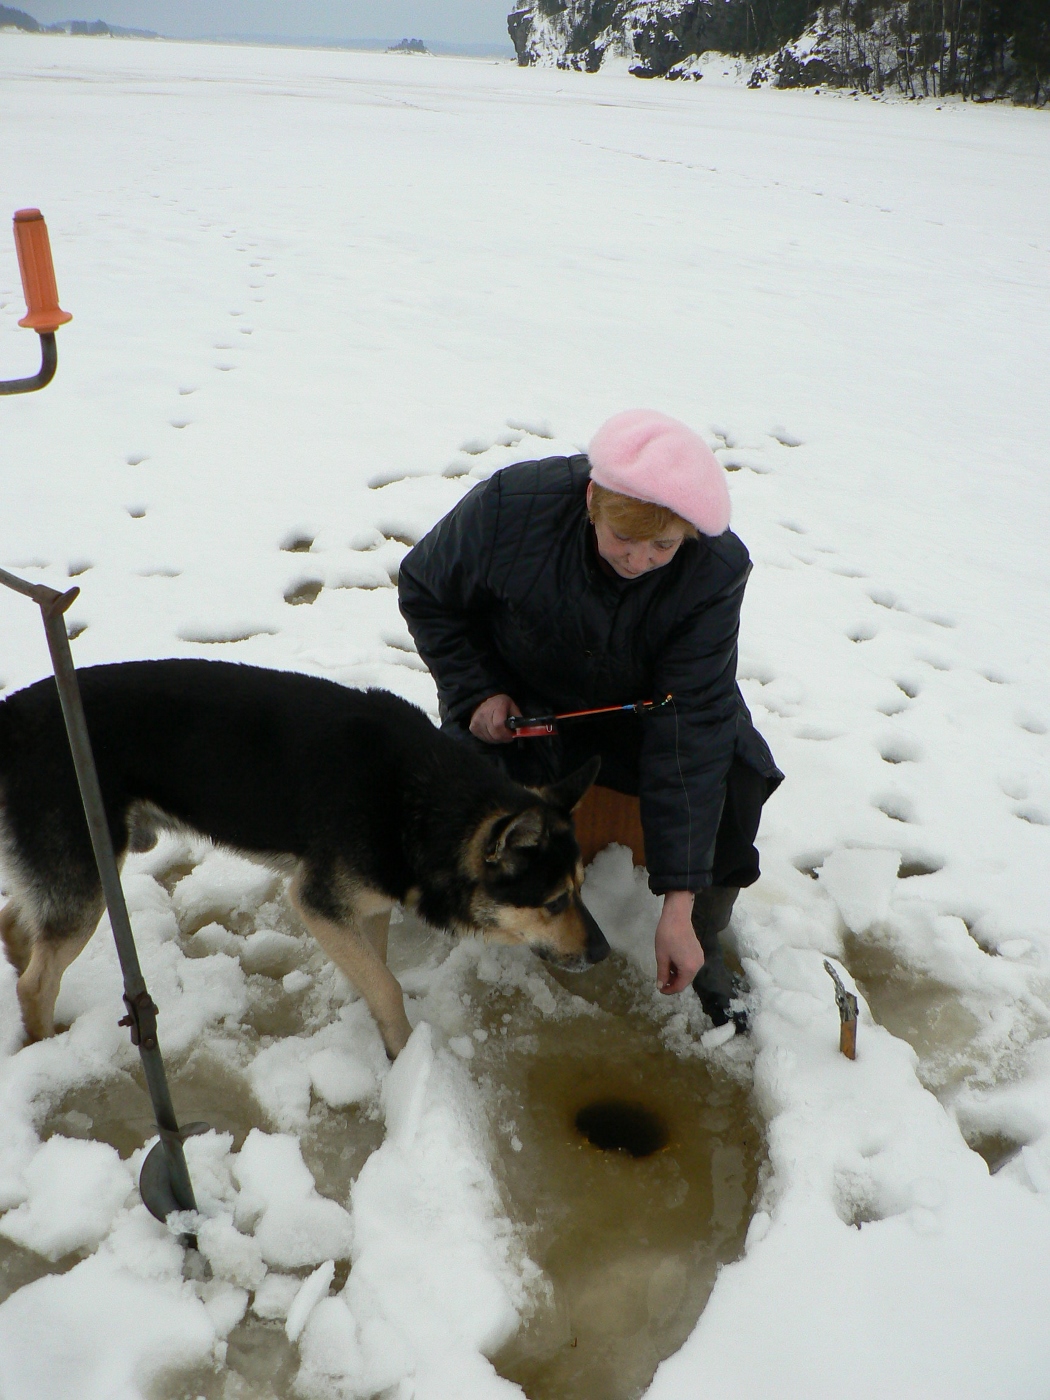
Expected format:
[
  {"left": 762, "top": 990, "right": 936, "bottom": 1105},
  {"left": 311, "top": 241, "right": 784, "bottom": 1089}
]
[{"left": 1, "top": 31, "right": 1049, "bottom": 1400}]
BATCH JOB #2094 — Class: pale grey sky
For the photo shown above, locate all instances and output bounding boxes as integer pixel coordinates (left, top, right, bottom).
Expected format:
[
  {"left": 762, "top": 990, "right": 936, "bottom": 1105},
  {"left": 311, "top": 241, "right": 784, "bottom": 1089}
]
[{"left": 23, "top": 1, "right": 517, "bottom": 46}]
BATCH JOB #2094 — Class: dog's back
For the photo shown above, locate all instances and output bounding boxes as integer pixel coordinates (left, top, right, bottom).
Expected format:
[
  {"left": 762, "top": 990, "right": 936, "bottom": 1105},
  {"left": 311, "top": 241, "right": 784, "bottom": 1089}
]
[
  {"left": 0, "top": 659, "right": 500, "bottom": 890},
  {"left": 0, "top": 659, "right": 605, "bottom": 1051}
]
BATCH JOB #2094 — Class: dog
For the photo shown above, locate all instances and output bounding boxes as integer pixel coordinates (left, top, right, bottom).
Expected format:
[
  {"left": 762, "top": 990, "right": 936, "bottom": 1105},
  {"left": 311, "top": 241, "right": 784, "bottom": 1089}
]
[{"left": 0, "top": 659, "right": 608, "bottom": 1058}]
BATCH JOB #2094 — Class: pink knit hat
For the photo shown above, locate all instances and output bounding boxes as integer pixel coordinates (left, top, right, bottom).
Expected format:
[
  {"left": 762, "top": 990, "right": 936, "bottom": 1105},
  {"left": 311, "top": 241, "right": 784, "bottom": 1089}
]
[{"left": 588, "top": 409, "right": 731, "bottom": 537}]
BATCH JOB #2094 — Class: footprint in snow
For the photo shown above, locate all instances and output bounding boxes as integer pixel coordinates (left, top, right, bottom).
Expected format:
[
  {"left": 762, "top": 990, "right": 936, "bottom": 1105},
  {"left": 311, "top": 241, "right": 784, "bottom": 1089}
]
[
  {"left": 869, "top": 587, "right": 957, "bottom": 630},
  {"left": 284, "top": 580, "right": 324, "bottom": 607},
  {"left": 878, "top": 734, "right": 922, "bottom": 764},
  {"left": 874, "top": 792, "right": 917, "bottom": 824},
  {"left": 794, "top": 723, "right": 846, "bottom": 741},
  {"left": 769, "top": 426, "right": 803, "bottom": 447},
  {"left": 126, "top": 453, "right": 149, "bottom": 465}
]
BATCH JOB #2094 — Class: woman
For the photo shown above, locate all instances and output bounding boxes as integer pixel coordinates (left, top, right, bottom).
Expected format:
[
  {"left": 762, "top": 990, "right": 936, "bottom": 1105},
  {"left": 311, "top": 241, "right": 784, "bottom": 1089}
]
[{"left": 397, "top": 410, "right": 781, "bottom": 1028}]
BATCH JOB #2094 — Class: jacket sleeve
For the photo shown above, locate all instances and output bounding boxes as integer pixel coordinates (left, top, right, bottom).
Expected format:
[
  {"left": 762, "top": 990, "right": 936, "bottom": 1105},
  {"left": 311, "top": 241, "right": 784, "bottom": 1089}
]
[
  {"left": 397, "top": 478, "right": 512, "bottom": 724},
  {"left": 639, "top": 563, "right": 748, "bottom": 894}
]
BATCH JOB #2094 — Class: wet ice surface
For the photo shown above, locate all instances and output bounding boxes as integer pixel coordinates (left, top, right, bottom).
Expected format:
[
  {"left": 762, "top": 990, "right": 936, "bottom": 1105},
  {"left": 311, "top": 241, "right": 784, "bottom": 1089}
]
[
  {"left": 482, "top": 963, "right": 759, "bottom": 1400},
  {"left": 2, "top": 29, "right": 1050, "bottom": 1400}
]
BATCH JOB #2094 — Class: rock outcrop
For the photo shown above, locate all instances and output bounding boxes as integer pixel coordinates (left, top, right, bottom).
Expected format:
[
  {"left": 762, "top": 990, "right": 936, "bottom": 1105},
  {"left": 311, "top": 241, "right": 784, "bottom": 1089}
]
[
  {"left": 507, "top": 1, "right": 736, "bottom": 77},
  {"left": 508, "top": 0, "right": 1048, "bottom": 104}
]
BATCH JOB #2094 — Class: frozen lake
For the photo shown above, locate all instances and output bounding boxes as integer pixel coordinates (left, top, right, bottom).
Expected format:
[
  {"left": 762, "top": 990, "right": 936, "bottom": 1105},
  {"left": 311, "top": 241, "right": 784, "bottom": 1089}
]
[{"left": 1, "top": 32, "right": 1049, "bottom": 1400}]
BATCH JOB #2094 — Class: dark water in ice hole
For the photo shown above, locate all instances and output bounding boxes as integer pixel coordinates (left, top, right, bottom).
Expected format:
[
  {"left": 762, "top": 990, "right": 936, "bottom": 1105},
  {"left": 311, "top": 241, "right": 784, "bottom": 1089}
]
[{"left": 2, "top": 909, "right": 762, "bottom": 1400}]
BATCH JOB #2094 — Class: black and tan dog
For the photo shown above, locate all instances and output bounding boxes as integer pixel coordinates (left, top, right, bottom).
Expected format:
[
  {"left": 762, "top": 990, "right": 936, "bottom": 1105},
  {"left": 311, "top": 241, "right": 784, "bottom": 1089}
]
[{"left": 0, "top": 659, "right": 607, "bottom": 1057}]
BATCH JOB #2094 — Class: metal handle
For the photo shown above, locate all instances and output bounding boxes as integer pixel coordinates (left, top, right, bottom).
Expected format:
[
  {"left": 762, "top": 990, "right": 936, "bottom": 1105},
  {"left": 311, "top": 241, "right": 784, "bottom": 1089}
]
[{"left": 13, "top": 209, "right": 72, "bottom": 334}]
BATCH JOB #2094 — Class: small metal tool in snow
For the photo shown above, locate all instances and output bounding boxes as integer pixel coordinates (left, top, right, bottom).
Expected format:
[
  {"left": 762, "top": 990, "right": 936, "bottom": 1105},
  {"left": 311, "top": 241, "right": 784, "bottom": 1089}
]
[
  {"left": 824, "top": 959, "right": 858, "bottom": 1059},
  {"left": 1, "top": 210, "right": 206, "bottom": 1244}
]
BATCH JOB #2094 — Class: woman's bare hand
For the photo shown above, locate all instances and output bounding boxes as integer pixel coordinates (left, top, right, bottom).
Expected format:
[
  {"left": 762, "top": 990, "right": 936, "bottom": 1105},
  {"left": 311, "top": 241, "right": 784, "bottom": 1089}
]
[
  {"left": 655, "top": 890, "right": 704, "bottom": 993},
  {"left": 469, "top": 693, "right": 522, "bottom": 744}
]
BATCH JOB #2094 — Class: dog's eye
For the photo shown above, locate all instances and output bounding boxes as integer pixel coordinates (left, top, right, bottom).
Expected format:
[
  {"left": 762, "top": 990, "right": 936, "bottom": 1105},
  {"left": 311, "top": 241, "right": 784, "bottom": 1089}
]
[{"left": 544, "top": 892, "right": 571, "bottom": 916}]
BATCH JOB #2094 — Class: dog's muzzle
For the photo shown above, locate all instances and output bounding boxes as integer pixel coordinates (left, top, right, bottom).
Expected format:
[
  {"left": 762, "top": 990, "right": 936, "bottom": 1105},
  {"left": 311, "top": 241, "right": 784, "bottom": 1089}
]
[
  {"left": 578, "top": 895, "right": 610, "bottom": 965},
  {"left": 533, "top": 897, "right": 611, "bottom": 972}
]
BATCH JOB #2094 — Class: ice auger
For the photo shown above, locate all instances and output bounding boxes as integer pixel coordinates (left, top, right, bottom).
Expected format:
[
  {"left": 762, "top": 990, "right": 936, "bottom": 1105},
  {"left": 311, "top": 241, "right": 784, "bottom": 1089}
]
[{"left": 1, "top": 209, "right": 207, "bottom": 1247}]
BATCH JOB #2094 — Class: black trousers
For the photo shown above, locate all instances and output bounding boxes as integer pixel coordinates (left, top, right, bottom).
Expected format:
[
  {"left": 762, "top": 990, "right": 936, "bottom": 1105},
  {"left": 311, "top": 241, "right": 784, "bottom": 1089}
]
[{"left": 446, "top": 710, "right": 771, "bottom": 890}]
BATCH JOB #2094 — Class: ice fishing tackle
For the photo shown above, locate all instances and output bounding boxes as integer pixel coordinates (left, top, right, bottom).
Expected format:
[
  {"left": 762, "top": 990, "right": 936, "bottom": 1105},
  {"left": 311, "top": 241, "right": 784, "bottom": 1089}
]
[{"left": 506, "top": 693, "right": 673, "bottom": 739}]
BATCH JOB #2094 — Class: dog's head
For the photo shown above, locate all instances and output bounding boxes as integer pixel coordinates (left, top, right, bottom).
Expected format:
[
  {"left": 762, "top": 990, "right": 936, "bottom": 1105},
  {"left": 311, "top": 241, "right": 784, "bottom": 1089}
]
[{"left": 464, "top": 757, "right": 610, "bottom": 971}]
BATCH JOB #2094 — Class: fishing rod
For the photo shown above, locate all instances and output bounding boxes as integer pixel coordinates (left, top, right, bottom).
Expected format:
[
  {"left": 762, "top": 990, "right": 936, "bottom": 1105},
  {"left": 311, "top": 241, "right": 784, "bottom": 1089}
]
[{"left": 506, "top": 693, "right": 673, "bottom": 739}]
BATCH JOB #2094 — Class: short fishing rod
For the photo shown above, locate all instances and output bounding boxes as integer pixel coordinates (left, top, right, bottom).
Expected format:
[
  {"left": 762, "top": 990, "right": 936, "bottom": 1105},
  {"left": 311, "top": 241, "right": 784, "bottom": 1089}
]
[{"left": 505, "top": 694, "right": 673, "bottom": 739}]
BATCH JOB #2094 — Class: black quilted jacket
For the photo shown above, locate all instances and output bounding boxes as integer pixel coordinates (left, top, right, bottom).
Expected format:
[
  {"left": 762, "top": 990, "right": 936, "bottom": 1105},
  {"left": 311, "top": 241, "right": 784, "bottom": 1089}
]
[{"left": 398, "top": 455, "right": 781, "bottom": 893}]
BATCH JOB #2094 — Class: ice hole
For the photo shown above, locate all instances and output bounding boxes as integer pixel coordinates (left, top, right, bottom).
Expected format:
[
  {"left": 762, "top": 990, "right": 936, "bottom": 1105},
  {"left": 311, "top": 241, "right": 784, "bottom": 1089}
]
[
  {"left": 575, "top": 1099, "right": 669, "bottom": 1157},
  {"left": 474, "top": 951, "right": 763, "bottom": 1400}
]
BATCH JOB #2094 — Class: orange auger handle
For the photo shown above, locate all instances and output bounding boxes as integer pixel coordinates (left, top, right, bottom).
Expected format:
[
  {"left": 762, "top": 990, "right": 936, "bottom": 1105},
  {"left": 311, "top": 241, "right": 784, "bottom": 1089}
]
[{"left": 14, "top": 209, "right": 72, "bottom": 334}]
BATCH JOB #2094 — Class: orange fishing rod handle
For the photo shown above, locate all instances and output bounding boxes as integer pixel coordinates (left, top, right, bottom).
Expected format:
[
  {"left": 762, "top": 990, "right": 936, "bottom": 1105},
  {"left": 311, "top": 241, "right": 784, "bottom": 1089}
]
[{"left": 13, "top": 209, "right": 72, "bottom": 334}]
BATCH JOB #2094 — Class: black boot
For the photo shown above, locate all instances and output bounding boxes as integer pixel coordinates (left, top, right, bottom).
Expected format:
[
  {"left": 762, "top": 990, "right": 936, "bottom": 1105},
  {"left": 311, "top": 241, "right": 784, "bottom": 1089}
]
[{"left": 691, "top": 886, "right": 749, "bottom": 1032}]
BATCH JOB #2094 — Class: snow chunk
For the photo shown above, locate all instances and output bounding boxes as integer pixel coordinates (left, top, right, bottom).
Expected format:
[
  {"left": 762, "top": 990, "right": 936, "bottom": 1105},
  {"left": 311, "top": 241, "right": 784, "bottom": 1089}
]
[
  {"left": 286, "top": 1258, "right": 336, "bottom": 1342},
  {"left": 196, "top": 1213, "right": 267, "bottom": 1290},
  {"left": 296, "top": 1023, "right": 527, "bottom": 1399},
  {"left": 0, "top": 1137, "right": 131, "bottom": 1261},
  {"left": 818, "top": 847, "right": 901, "bottom": 933},
  {"left": 233, "top": 1130, "right": 353, "bottom": 1268},
  {"left": 307, "top": 1047, "right": 377, "bottom": 1109},
  {"left": 0, "top": 1252, "right": 214, "bottom": 1400}
]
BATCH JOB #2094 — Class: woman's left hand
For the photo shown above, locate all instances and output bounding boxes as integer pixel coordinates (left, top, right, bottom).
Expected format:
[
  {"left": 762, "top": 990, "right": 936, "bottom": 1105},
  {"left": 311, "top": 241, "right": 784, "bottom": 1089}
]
[{"left": 655, "top": 890, "right": 704, "bottom": 994}]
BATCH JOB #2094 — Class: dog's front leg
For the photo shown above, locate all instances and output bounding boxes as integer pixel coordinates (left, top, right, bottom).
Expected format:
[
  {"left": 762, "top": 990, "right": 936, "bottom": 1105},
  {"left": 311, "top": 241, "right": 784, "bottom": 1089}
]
[{"left": 292, "top": 899, "right": 411, "bottom": 1059}]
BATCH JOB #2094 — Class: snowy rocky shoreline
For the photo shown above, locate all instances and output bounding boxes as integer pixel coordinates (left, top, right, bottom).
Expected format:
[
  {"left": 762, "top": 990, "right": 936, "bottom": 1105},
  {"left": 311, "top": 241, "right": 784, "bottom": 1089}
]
[{"left": 507, "top": 0, "right": 1049, "bottom": 104}]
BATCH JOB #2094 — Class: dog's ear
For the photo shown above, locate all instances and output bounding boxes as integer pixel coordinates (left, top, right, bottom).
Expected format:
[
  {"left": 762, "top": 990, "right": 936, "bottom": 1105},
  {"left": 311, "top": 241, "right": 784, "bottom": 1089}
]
[
  {"left": 486, "top": 807, "right": 545, "bottom": 866},
  {"left": 541, "top": 756, "right": 601, "bottom": 815}
]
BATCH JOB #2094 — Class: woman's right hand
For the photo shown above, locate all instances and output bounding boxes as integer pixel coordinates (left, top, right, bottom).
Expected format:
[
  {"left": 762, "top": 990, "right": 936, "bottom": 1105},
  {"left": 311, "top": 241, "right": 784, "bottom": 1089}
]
[{"left": 469, "top": 693, "right": 522, "bottom": 744}]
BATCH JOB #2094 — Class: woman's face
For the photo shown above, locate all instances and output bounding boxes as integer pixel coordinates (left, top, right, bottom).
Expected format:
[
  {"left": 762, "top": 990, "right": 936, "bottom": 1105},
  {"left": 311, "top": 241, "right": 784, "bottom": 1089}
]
[{"left": 588, "top": 486, "right": 687, "bottom": 579}]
